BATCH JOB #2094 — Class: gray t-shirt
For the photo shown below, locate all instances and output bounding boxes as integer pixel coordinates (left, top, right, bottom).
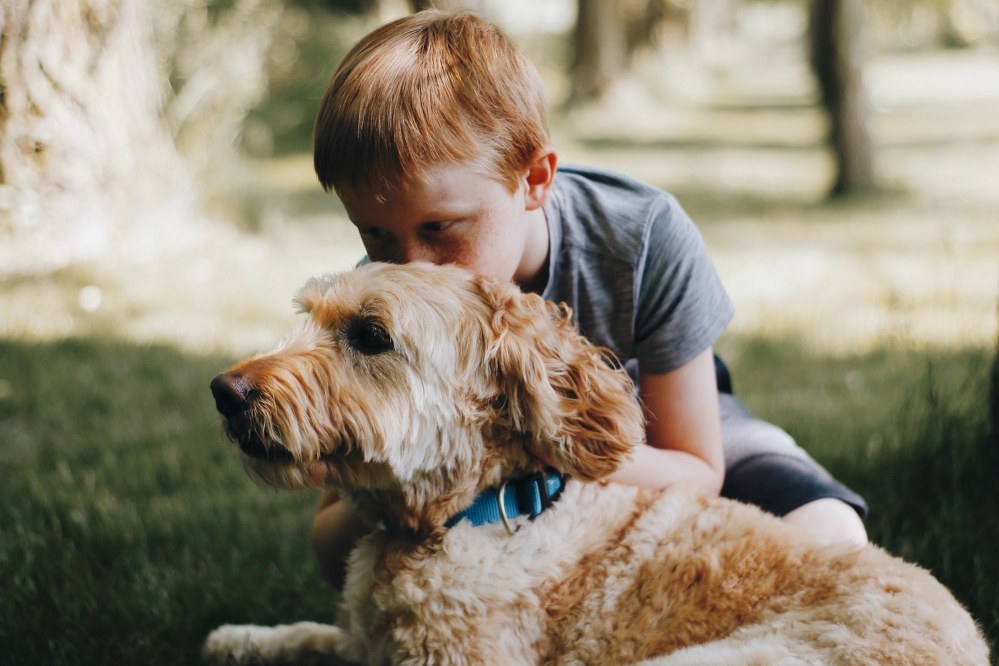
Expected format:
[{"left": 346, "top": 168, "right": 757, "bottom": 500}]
[
  {"left": 540, "top": 165, "right": 733, "bottom": 376},
  {"left": 352, "top": 166, "right": 866, "bottom": 516}
]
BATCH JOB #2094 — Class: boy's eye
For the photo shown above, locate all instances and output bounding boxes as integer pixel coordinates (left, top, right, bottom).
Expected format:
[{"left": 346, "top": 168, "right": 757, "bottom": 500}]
[
  {"left": 422, "top": 221, "right": 453, "bottom": 233},
  {"left": 360, "top": 227, "right": 387, "bottom": 240}
]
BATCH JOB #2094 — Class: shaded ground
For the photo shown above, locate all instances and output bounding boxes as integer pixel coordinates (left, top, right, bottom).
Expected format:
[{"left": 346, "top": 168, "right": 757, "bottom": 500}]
[{"left": 1, "top": 46, "right": 996, "bottom": 359}]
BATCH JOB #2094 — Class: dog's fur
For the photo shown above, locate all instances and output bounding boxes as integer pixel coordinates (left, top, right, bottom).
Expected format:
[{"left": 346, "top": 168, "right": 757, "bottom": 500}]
[{"left": 205, "top": 262, "right": 988, "bottom": 665}]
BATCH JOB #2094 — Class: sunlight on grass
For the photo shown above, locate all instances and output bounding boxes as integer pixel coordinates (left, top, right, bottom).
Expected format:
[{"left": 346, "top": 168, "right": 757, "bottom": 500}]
[
  {"left": 2, "top": 48, "right": 996, "bottom": 360},
  {"left": 0, "top": 215, "right": 365, "bottom": 356}
]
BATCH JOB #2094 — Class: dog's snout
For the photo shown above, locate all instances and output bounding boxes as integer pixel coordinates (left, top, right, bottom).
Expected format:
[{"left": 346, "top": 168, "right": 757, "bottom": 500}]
[{"left": 211, "top": 373, "right": 257, "bottom": 417}]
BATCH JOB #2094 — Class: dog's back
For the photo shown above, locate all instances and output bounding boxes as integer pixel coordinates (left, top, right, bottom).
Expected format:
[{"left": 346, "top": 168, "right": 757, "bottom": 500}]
[
  {"left": 336, "top": 481, "right": 988, "bottom": 665},
  {"left": 541, "top": 483, "right": 988, "bottom": 665}
]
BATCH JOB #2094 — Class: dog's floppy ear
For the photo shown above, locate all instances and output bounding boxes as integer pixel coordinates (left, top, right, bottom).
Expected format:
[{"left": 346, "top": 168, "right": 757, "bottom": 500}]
[{"left": 474, "top": 276, "right": 644, "bottom": 481}]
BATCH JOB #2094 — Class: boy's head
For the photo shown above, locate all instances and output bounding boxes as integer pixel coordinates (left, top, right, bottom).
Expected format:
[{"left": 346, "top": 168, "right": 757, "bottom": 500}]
[{"left": 313, "top": 10, "right": 550, "bottom": 198}]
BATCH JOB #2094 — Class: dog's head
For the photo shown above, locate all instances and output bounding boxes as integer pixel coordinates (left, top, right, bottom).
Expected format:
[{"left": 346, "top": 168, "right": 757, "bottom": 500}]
[{"left": 211, "top": 262, "right": 643, "bottom": 533}]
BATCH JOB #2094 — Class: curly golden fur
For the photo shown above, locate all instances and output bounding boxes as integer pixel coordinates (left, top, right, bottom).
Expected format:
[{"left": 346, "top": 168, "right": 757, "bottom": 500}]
[{"left": 205, "top": 262, "right": 988, "bottom": 665}]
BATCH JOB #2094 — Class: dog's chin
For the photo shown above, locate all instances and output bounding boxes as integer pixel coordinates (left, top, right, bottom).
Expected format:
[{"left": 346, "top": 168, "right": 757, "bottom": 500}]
[
  {"left": 241, "top": 451, "right": 335, "bottom": 490},
  {"left": 226, "top": 425, "right": 341, "bottom": 463},
  {"left": 234, "top": 439, "right": 355, "bottom": 490},
  {"left": 237, "top": 437, "right": 295, "bottom": 462},
  {"left": 244, "top": 459, "right": 314, "bottom": 489}
]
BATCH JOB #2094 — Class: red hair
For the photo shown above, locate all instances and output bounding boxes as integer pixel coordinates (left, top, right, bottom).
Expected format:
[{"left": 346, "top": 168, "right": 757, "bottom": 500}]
[{"left": 313, "top": 11, "right": 550, "bottom": 197}]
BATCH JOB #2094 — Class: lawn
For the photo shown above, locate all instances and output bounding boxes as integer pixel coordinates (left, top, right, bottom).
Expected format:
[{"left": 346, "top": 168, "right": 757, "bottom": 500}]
[
  {"left": 0, "top": 336, "right": 995, "bottom": 664},
  {"left": 0, "top": 340, "right": 335, "bottom": 665},
  {"left": 2, "top": 10, "right": 998, "bottom": 663}
]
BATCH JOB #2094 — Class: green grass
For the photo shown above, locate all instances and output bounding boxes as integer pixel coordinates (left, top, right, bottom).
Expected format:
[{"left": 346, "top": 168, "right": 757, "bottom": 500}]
[
  {"left": 0, "top": 340, "right": 336, "bottom": 665},
  {"left": 727, "top": 337, "right": 999, "bottom": 659},
  {"left": 0, "top": 337, "right": 996, "bottom": 663}
]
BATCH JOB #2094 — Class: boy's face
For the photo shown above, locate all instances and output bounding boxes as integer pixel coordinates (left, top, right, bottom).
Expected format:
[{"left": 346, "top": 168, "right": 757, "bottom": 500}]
[{"left": 338, "top": 162, "right": 550, "bottom": 291}]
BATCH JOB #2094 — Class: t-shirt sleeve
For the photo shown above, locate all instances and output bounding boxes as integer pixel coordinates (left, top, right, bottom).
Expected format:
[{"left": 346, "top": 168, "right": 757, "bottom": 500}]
[{"left": 633, "top": 195, "right": 734, "bottom": 374}]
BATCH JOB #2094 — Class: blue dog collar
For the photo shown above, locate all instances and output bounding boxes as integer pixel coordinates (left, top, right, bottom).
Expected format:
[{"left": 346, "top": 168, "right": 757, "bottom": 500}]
[{"left": 445, "top": 469, "right": 565, "bottom": 533}]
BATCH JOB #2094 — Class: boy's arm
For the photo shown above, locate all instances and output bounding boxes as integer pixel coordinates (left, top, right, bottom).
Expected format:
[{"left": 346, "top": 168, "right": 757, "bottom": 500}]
[
  {"left": 608, "top": 347, "right": 725, "bottom": 494},
  {"left": 312, "top": 490, "right": 374, "bottom": 589}
]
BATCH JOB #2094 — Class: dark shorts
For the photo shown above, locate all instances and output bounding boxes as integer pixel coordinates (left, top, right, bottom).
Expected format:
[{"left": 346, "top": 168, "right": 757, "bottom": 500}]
[{"left": 717, "top": 392, "right": 868, "bottom": 519}]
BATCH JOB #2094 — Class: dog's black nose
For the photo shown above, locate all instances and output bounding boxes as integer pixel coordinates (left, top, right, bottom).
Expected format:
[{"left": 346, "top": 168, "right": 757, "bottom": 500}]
[{"left": 210, "top": 373, "right": 257, "bottom": 417}]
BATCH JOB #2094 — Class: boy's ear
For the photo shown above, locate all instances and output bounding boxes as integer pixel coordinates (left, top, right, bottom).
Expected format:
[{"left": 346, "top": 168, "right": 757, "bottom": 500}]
[{"left": 524, "top": 146, "right": 558, "bottom": 211}]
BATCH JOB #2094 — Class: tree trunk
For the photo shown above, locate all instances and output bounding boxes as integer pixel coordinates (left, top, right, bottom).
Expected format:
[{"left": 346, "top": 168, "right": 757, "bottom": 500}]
[
  {"left": 687, "top": 0, "right": 738, "bottom": 57},
  {"left": 569, "top": 0, "right": 627, "bottom": 104},
  {"left": 808, "top": 0, "right": 877, "bottom": 197},
  {"left": 0, "top": 0, "right": 192, "bottom": 275},
  {"left": 991, "top": 298, "right": 999, "bottom": 447},
  {"left": 408, "top": 0, "right": 485, "bottom": 13}
]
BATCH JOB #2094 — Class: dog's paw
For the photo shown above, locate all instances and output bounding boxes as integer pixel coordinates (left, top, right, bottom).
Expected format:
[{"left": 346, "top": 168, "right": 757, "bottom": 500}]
[
  {"left": 204, "top": 624, "right": 274, "bottom": 663},
  {"left": 204, "top": 622, "right": 348, "bottom": 663}
]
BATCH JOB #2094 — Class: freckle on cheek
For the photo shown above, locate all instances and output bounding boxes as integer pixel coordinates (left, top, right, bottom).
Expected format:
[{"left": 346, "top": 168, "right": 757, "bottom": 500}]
[{"left": 439, "top": 241, "right": 474, "bottom": 268}]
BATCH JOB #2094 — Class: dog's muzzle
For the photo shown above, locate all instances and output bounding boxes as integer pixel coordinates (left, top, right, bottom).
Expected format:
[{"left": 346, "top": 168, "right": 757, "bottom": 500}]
[{"left": 210, "top": 372, "right": 292, "bottom": 461}]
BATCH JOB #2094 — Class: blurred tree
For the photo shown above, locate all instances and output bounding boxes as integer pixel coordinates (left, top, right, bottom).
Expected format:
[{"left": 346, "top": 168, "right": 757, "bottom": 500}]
[
  {"left": 569, "top": 0, "right": 628, "bottom": 103},
  {"left": 567, "top": 0, "right": 713, "bottom": 105},
  {"left": 809, "top": 0, "right": 877, "bottom": 197},
  {"left": 869, "top": 0, "right": 999, "bottom": 49},
  {"left": 407, "top": 0, "right": 486, "bottom": 14},
  {"left": 155, "top": 0, "right": 279, "bottom": 208},
  {"left": 0, "top": 0, "right": 277, "bottom": 275},
  {"left": 0, "top": 0, "right": 190, "bottom": 274},
  {"left": 992, "top": 300, "right": 999, "bottom": 447},
  {"left": 624, "top": 0, "right": 669, "bottom": 59}
]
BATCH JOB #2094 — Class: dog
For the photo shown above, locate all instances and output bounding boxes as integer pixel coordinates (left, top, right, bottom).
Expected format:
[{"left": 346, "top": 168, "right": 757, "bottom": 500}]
[{"left": 205, "top": 261, "right": 988, "bottom": 665}]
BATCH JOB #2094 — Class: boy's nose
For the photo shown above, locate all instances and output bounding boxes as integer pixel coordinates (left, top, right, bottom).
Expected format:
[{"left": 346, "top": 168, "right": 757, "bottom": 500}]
[{"left": 397, "top": 240, "right": 434, "bottom": 264}]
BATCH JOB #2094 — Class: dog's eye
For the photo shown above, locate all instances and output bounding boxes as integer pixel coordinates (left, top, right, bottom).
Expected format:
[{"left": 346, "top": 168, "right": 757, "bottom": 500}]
[{"left": 346, "top": 319, "right": 394, "bottom": 356}]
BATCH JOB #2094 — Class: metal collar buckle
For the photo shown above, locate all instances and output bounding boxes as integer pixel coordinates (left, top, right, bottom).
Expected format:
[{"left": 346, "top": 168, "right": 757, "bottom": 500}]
[{"left": 496, "top": 480, "right": 519, "bottom": 535}]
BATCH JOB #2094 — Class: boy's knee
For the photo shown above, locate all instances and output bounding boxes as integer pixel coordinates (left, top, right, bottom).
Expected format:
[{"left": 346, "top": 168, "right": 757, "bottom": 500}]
[{"left": 783, "top": 497, "right": 868, "bottom": 548}]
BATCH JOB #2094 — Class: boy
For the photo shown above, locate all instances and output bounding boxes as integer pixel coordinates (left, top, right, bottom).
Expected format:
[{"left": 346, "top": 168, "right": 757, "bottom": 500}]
[{"left": 310, "top": 10, "right": 868, "bottom": 588}]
